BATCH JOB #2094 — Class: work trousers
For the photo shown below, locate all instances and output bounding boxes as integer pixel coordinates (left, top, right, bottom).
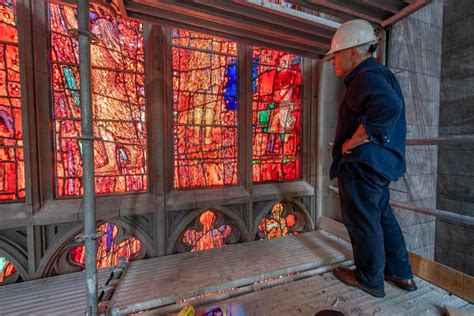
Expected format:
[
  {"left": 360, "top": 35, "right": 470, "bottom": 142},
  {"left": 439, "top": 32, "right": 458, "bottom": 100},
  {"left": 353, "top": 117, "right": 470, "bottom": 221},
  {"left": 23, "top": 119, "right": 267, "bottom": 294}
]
[{"left": 337, "top": 162, "right": 413, "bottom": 289}]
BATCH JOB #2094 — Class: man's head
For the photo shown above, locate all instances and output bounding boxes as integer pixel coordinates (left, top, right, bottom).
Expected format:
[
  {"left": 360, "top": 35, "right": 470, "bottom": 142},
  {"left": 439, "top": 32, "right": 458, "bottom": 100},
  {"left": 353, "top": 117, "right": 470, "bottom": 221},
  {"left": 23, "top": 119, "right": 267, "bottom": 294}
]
[
  {"left": 324, "top": 19, "right": 377, "bottom": 77},
  {"left": 332, "top": 43, "right": 374, "bottom": 76}
]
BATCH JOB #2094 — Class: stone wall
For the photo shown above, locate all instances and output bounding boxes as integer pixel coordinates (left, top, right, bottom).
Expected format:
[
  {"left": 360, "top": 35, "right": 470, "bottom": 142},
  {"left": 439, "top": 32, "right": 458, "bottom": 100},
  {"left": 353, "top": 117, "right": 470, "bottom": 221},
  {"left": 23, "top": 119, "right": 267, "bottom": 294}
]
[
  {"left": 386, "top": 0, "right": 444, "bottom": 260},
  {"left": 435, "top": 0, "right": 474, "bottom": 276}
]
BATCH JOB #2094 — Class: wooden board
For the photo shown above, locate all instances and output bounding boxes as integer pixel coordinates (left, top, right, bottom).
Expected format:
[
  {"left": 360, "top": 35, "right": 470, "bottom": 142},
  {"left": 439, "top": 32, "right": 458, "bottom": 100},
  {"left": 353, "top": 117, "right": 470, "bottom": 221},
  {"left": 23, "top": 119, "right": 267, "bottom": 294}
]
[
  {"left": 109, "top": 230, "right": 352, "bottom": 315},
  {"left": 410, "top": 252, "right": 474, "bottom": 303}
]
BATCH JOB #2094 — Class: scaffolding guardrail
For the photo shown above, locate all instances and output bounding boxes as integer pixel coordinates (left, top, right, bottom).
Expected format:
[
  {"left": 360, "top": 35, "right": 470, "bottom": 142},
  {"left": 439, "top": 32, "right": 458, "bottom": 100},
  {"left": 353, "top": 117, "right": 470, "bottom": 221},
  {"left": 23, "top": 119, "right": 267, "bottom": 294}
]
[
  {"left": 406, "top": 134, "right": 474, "bottom": 145},
  {"left": 328, "top": 185, "right": 474, "bottom": 226},
  {"left": 326, "top": 135, "right": 474, "bottom": 226}
]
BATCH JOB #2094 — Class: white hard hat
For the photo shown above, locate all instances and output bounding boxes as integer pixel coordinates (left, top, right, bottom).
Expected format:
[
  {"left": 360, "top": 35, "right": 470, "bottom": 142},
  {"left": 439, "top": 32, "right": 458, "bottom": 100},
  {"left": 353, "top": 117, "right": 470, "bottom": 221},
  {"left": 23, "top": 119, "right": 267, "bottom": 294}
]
[{"left": 324, "top": 19, "right": 376, "bottom": 60}]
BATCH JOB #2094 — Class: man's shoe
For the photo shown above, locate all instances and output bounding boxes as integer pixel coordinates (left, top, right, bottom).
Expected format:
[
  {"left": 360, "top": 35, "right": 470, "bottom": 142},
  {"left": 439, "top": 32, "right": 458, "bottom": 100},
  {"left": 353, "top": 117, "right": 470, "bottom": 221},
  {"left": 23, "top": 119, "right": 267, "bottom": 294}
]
[
  {"left": 333, "top": 267, "right": 385, "bottom": 298},
  {"left": 384, "top": 273, "right": 417, "bottom": 291}
]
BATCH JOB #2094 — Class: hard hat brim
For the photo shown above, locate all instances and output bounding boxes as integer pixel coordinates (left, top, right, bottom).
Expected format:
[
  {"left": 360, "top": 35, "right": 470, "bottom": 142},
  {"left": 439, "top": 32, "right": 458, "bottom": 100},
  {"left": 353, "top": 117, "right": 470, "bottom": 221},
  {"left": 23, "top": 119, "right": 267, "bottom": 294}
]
[{"left": 321, "top": 53, "right": 335, "bottom": 62}]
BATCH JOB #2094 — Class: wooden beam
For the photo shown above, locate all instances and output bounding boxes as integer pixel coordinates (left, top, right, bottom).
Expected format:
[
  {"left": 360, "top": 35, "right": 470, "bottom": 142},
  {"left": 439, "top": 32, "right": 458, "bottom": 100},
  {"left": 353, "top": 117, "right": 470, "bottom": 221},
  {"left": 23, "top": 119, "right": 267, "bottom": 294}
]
[
  {"left": 361, "top": 0, "right": 404, "bottom": 14},
  {"left": 327, "top": 0, "right": 392, "bottom": 20},
  {"left": 409, "top": 252, "right": 474, "bottom": 303},
  {"left": 381, "top": 0, "right": 431, "bottom": 27}
]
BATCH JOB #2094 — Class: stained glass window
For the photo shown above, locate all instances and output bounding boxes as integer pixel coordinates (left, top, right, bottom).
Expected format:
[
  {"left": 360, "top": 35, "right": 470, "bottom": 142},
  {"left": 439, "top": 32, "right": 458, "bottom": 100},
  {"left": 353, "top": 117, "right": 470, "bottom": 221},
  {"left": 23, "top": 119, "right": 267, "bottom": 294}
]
[
  {"left": 172, "top": 29, "right": 238, "bottom": 189},
  {"left": 0, "top": 0, "right": 24, "bottom": 201},
  {"left": 0, "top": 256, "right": 16, "bottom": 285},
  {"left": 69, "top": 223, "right": 141, "bottom": 269},
  {"left": 178, "top": 210, "right": 240, "bottom": 252},
  {"left": 49, "top": 4, "right": 147, "bottom": 197},
  {"left": 252, "top": 48, "right": 302, "bottom": 183},
  {"left": 257, "top": 202, "right": 306, "bottom": 239}
]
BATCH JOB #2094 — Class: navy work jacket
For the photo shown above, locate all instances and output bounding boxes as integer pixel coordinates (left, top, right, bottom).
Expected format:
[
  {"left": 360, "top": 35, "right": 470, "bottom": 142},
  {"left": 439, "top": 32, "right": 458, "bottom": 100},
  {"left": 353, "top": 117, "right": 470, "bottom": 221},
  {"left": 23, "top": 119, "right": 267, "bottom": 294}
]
[{"left": 330, "top": 57, "right": 407, "bottom": 181}]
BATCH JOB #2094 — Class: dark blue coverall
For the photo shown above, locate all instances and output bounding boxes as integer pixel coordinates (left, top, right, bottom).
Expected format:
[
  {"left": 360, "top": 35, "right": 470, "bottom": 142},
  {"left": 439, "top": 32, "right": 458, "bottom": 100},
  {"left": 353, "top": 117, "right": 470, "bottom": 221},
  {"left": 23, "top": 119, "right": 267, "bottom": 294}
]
[{"left": 330, "top": 57, "right": 413, "bottom": 290}]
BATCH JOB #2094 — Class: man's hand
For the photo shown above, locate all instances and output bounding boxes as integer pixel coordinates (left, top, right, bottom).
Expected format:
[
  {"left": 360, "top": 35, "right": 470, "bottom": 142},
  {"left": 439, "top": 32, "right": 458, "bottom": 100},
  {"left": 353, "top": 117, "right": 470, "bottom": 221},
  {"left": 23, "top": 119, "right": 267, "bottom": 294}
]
[{"left": 342, "top": 123, "right": 370, "bottom": 155}]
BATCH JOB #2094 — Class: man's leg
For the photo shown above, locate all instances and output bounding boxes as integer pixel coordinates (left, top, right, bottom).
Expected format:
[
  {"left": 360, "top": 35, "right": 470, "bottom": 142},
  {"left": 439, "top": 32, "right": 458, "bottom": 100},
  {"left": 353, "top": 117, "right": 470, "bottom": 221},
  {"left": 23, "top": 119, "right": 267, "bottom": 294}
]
[
  {"left": 337, "top": 162, "right": 387, "bottom": 289},
  {"left": 379, "top": 184, "right": 414, "bottom": 280}
]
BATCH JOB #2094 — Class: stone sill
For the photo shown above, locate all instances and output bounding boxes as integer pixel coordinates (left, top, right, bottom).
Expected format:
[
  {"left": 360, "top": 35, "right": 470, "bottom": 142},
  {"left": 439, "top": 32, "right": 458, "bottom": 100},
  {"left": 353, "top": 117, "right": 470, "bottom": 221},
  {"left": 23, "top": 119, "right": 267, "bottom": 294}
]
[
  {"left": 0, "top": 202, "right": 31, "bottom": 229},
  {"left": 166, "top": 181, "right": 315, "bottom": 210},
  {"left": 252, "top": 181, "right": 315, "bottom": 201},
  {"left": 166, "top": 186, "right": 250, "bottom": 211},
  {"left": 0, "top": 193, "right": 161, "bottom": 229}
]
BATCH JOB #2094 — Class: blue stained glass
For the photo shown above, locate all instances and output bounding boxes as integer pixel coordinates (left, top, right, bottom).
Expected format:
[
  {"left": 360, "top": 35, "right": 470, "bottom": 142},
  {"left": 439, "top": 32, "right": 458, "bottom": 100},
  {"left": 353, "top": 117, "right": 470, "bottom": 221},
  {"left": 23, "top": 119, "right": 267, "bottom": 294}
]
[
  {"left": 106, "top": 223, "right": 114, "bottom": 252},
  {"left": 252, "top": 57, "right": 259, "bottom": 93},
  {"left": 224, "top": 59, "right": 238, "bottom": 110}
]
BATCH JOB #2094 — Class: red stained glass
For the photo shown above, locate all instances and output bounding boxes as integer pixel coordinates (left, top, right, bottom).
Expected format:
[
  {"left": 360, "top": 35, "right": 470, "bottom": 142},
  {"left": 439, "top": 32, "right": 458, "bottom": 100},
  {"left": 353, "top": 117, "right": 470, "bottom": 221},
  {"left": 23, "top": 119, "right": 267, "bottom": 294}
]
[
  {"left": 50, "top": 4, "right": 147, "bottom": 197},
  {"left": 0, "top": 0, "right": 24, "bottom": 201},
  {"left": 69, "top": 223, "right": 141, "bottom": 269},
  {"left": 172, "top": 29, "right": 238, "bottom": 189},
  {"left": 0, "top": 256, "right": 16, "bottom": 285},
  {"left": 252, "top": 48, "right": 302, "bottom": 183},
  {"left": 257, "top": 202, "right": 304, "bottom": 239},
  {"left": 182, "top": 210, "right": 233, "bottom": 252}
]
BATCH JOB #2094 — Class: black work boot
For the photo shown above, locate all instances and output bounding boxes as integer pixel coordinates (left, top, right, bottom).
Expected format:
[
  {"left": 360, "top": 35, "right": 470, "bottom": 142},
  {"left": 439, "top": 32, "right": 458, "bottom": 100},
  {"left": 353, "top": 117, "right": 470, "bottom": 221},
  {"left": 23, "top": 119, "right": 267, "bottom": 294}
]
[
  {"left": 384, "top": 273, "right": 417, "bottom": 291},
  {"left": 333, "top": 267, "right": 385, "bottom": 298}
]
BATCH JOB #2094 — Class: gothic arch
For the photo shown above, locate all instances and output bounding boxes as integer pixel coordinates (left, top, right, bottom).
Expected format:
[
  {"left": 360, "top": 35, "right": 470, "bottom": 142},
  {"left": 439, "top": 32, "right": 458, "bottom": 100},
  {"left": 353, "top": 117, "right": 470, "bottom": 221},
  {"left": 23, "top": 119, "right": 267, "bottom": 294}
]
[
  {"left": 36, "top": 218, "right": 153, "bottom": 278},
  {"left": 252, "top": 198, "right": 314, "bottom": 239},
  {"left": 0, "top": 236, "right": 28, "bottom": 285},
  {"left": 167, "top": 206, "right": 250, "bottom": 254}
]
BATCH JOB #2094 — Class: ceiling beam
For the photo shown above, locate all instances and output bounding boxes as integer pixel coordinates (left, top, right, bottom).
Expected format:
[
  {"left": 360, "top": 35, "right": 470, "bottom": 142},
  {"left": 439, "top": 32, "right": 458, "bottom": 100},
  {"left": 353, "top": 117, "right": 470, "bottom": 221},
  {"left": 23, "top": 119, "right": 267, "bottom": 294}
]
[
  {"left": 328, "top": 0, "right": 392, "bottom": 20},
  {"left": 285, "top": 0, "right": 383, "bottom": 24},
  {"left": 381, "top": 0, "right": 430, "bottom": 27},
  {"left": 360, "top": 0, "right": 404, "bottom": 14},
  {"left": 191, "top": 0, "right": 336, "bottom": 39},
  {"left": 235, "top": 0, "right": 340, "bottom": 30},
  {"left": 139, "top": 1, "right": 331, "bottom": 48},
  {"left": 126, "top": 2, "right": 327, "bottom": 58}
]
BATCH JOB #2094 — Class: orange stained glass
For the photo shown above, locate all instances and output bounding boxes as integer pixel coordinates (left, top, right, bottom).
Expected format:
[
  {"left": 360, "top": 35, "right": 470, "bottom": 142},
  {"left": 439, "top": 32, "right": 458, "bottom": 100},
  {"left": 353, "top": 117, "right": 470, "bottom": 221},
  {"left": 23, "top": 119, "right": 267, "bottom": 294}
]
[
  {"left": 0, "top": 256, "right": 16, "bottom": 285},
  {"left": 49, "top": 4, "right": 147, "bottom": 197},
  {"left": 70, "top": 223, "right": 141, "bottom": 269},
  {"left": 0, "top": 0, "right": 25, "bottom": 201},
  {"left": 252, "top": 48, "right": 302, "bottom": 183},
  {"left": 258, "top": 202, "right": 301, "bottom": 239},
  {"left": 182, "top": 210, "right": 233, "bottom": 252},
  {"left": 172, "top": 29, "right": 238, "bottom": 189}
]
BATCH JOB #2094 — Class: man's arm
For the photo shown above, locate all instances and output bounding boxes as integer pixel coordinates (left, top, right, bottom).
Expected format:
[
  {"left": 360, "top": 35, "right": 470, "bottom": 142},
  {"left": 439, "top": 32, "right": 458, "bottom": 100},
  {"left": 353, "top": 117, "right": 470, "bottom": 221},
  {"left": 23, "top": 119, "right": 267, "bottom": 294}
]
[
  {"left": 346, "top": 70, "right": 403, "bottom": 148},
  {"left": 342, "top": 123, "right": 370, "bottom": 154}
]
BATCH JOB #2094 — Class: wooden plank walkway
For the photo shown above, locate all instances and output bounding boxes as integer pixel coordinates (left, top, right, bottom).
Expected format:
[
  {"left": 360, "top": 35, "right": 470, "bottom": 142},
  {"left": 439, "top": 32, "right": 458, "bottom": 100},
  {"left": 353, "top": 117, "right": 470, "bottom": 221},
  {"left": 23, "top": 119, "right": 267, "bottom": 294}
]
[
  {"left": 110, "top": 230, "right": 353, "bottom": 315},
  {"left": 0, "top": 267, "right": 113, "bottom": 315},
  {"left": 195, "top": 271, "right": 473, "bottom": 316}
]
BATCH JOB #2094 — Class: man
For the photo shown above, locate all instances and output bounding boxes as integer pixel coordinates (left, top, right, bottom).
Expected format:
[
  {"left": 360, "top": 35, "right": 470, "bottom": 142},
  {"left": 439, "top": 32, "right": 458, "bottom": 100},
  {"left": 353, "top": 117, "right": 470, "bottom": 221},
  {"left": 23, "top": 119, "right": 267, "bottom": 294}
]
[{"left": 324, "top": 19, "right": 417, "bottom": 298}]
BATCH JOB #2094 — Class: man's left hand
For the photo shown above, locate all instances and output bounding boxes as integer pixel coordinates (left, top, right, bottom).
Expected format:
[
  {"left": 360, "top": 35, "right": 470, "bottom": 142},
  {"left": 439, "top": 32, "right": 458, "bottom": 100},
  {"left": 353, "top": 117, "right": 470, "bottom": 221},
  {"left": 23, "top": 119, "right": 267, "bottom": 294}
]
[
  {"left": 342, "top": 138, "right": 369, "bottom": 154},
  {"left": 342, "top": 124, "right": 370, "bottom": 155}
]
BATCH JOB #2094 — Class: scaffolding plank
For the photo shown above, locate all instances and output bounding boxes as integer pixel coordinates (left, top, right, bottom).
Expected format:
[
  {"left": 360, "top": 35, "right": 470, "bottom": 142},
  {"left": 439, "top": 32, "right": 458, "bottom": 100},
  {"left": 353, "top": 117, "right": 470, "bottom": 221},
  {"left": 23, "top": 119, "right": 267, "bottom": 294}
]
[
  {"left": 196, "top": 270, "right": 472, "bottom": 316},
  {"left": 0, "top": 267, "right": 113, "bottom": 316},
  {"left": 109, "top": 230, "right": 352, "bottom": 315}
]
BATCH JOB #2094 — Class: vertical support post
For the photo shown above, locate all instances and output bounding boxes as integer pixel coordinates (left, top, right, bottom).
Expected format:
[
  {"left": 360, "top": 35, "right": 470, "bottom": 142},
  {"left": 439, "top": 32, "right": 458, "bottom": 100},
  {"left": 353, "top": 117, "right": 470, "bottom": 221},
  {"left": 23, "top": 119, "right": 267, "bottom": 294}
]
[
  {"left": 238, "top": 44, "right": 254, "bottom": 232},
  {"left": 77, "top": 0, "right": 98, "bottom": 314}
]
